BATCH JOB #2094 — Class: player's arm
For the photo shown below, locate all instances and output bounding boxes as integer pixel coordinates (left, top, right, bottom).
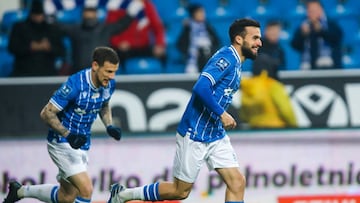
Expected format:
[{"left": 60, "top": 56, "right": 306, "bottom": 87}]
[
  {"left": 100, "top": 102, "right": 122, "bottom": 141},
  {"left": 99, "top": 101, "right": 112, "bottom": 127},
  {"left": 193, "top": 75, "right": 236, "bottom": 129},
  {"left": 40, "top": 102, "right": 69, "bottom": 137}
]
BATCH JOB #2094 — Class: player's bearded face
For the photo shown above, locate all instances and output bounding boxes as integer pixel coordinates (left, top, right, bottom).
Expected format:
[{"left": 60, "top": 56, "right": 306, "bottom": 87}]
[
  {"left": 241, "top": 40, "right": 257, "bottom": 60},
  {"left": 97, "top": 71, "right": 109, "bottom": 87},
  {"left": 93, "top": 62, "right": 118, "bottom": 87}
]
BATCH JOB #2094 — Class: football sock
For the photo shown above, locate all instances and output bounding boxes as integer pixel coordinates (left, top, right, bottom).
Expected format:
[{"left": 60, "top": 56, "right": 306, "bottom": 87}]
[
  {"left": 120, "top": 186, "right": 144, "bottom": 201},
  {"left": 74, "top": 196, "right": 91, "bottom": 203},
  {"left": 22, "top": 184, "right": 59, "bottom": 203},
  {"left": 143, "top": 182, "right": 160, "bottom": 201}
]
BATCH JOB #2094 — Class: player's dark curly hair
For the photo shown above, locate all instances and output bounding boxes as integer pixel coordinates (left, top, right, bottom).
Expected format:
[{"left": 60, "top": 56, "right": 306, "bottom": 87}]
[
  {"left": 92, "top": 46, "right": 119, "bottom": 67},
  {"left": 229, "top": 18, "right": 260, "bottom": 43}
]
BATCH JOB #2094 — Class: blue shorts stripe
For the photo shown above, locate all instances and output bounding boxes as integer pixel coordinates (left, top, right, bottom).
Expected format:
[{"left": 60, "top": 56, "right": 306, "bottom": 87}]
[{"left": 50, "top": 186, "right": 59, "bottom": 203}]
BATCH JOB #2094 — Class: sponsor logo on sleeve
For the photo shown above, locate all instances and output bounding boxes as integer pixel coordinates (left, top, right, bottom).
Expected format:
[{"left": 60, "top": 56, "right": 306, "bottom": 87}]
[
  {"left": 60, "top": 84, "right": 72, "bottom": 97},
  {"left": 216, "top": 57, "right": 230, "bottom": 71}
]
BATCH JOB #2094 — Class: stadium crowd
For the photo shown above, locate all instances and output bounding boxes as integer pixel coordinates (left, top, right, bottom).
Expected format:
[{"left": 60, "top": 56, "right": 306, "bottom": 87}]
[{"left": 0, "top": 0, "right": 359, "bottom": 76}]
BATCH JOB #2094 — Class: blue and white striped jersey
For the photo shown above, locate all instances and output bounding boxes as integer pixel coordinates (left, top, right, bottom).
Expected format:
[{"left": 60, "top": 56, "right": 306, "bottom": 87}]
[
  {"left": 47, "top": 68, "right": 115, "bottom": 150},
  {"left": 177, "top": 45, "right": 242, "bottom": 143}
]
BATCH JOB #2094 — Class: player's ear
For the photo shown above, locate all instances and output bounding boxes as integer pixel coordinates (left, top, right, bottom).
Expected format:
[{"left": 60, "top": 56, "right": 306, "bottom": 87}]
[
  {"left": 235, "top": 35, "right": 243, "bottom": 46},
  {"left": 92, "top": 61, "right": 99, "bottom": 71}
]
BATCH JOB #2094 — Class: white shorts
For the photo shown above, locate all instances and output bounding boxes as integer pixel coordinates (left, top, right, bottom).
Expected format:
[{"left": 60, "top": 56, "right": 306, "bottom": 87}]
[
  {"left": 173, "top": 133, "right": 239, "bottom": 183},
  {"left": 47, "top": 140, "right": 88, "bottom": 181}
]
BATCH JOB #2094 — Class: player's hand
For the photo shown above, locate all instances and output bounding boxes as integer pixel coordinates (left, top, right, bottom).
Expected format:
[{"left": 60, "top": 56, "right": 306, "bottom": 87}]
[
  {"left": 220, "top": 111, "right": 237, "bottom": 130},
  {"left": 107, "top": 125, "right": 122, "bottom": 141},
  {"left": 66, "top": 134, "right": 87, "bottom": 149}
]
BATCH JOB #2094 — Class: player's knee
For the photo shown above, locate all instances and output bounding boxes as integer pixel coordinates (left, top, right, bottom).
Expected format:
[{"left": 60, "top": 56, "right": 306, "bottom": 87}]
[
  {"left": 59, "top": 193, "right": 77, "bottom": 203},
  {"left": 78, "top": 184, "right": 93, "bottom": 198},
  {"left": 173, "top": 189, "right": 191, "bottom": 200},
  {"left": 228, "top": 173, "right": 246, "bottom": 192}
]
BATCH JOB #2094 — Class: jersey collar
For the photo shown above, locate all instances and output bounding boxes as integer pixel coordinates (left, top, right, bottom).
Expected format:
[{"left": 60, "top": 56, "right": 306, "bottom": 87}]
[
  {"left": 86, "top": 68, "right": 99, "bottom": 91},
  {"left": 230, "top": 45, "right": 242, "bottom": 64}
]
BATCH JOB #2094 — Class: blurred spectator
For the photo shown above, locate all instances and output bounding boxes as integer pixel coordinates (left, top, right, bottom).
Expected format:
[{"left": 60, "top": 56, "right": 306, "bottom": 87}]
[
  {"left": 258, "top": 20, "right": 285, "bottom": 78},
  {"left": 8, "top": 0, "right": 65, "bottom": 76},
  {"left": 58, "top": 1, "right": 143, "bottom": 74},
  {"left": 291, "top": 0, "right": 343, "bottom": 70},
  {"left": 239, "top": 54, "right": 297, "bottom": 129},
  {"left": 176, "top": 3, "right": 220, "bottom": 74},
  {"left": 106, "top": 0, "right": 166, "bottom": 71}
]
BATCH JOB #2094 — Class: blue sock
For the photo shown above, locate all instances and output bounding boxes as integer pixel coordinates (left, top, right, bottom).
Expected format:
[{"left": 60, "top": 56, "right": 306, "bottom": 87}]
[
  {"left": 74, "top": 196, "right": 91, "bottom": 203},
  {"left": 143, "top": 182, "right": 160, "bottom": 201},
  {"left": 50, "top": 186, "right": 59, "bottom": 203},
  {"left": 225, "top": 201, "right": 244, "bottom": 203}
]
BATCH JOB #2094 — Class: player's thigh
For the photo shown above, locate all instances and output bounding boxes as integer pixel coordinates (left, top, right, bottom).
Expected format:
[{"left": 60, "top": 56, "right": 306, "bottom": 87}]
[
  {"left": 67, "top": 171, "right": 93, "bottom": 196},
  {"left": 173, "top": 133, "right": 206, "bottom": 183},
  {"left": 47, "top": 141, "right": 88, "bottom": 179},
  {"left": 173, "top": 177, "right": 193, "bottom": 197},
  {"left": 215, "top": 167, "right": 245, "bottom": 188},
  {"left": 57, "top": 178, "right": 78, "bottom": 202},
  {"left": 206, "top": 135, "right": 239, "bottom": 170}
]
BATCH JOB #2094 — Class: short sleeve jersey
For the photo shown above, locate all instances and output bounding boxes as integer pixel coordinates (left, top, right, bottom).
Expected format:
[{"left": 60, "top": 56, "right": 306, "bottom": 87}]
[
  {"left": 177, "top": 45, "right": 242, "bottom": 143},
  {"left": 47, "top": 68, "right": 116, "bottom": 150}
]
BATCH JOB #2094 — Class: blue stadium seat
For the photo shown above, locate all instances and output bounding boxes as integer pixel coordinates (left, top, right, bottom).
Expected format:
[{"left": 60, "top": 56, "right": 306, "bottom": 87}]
[
  {"left": 165, "top": 44, "right": 185, "bottom": 73},
  {"left": 166, "top": 63, "right": 185, "bottom": 73},
  {"left": 0, "top": 35, "right": 9, "bottom": 50},
  {"left": 280, "top": 14, "right": 306, "bottom": 42},
  {"left": 210, "top": 0, "right": 244, "bottom": 19},
  {"left": 0, "top": 51, "right": 14, "bottom": 77},
  {"left": 165, "top": 18, "right": 184, "bottom": 46},
  {"left": 247, "top": 0, "right": 279, "bottom": 17},
  {"left": 337, "top": 16, "right": 360, "bottom": 44},
  {"left": 97, "top": 7, "right": 107, "bottom": 22},
  {"left": 342, "top": 44, "right": 360, "bottom": 69},
  {"left": 152, "top": 0, "right": 187, "bottom": 24},
  {"left": 56, "top": 7, "right": 82, "bottom": 24},
  {"left": 281, "top": 0, "right": 306, "bottom": 23},
  {"left": 1, "top": 9, "right": 29, "bottom": 34},
  {"left": 210, "top": 17, "right": 233, "bottom": 46},
  {"left": 188, "top": 0, "right": 221, "bottom": 18},
  {"left": 323, "top": 0, "right": 360, "bottom": 18},
  {"left": 124, "top": 57, "right": 163, "bottom": 74},
  {"left": 188, "top": 0, "right": 217, "bottom": 9},
  {"left": 280, "top": 41, "right": 301, "bottom": 70},
  {"left": 0, "top": 34, "right": 13, "bottom": 77}
]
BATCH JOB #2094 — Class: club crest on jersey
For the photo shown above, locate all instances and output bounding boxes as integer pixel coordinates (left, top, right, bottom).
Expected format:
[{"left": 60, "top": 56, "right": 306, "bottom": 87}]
[
  {"left": 216, "top": 57, "right": 230, "bottom": 70},
  {"left": 60, "top": 84, "right": 72, "bottom": 97},
  {"left": 91, "top": 92, "right": 100, "bottom": 99},
  {"left": 103, "top": 89, "right": 110, "bottom": 99}
]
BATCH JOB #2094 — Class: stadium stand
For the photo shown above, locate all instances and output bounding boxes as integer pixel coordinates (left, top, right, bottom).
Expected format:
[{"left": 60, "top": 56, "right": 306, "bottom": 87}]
[
  {"left": 124, "top": 57, "right": 163, "bottom": 74},
  {"left": 0, "top": 34, "right": 13, "bottom": 77},
  {"left": 55, "top": 6, "right": 81, "bottom": 24},
  {"left": 1, "top": 9, "right": 28, "bottom": 34},
  {"left": 1, "top": 0, "right": 360, "bottom": 74}
]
